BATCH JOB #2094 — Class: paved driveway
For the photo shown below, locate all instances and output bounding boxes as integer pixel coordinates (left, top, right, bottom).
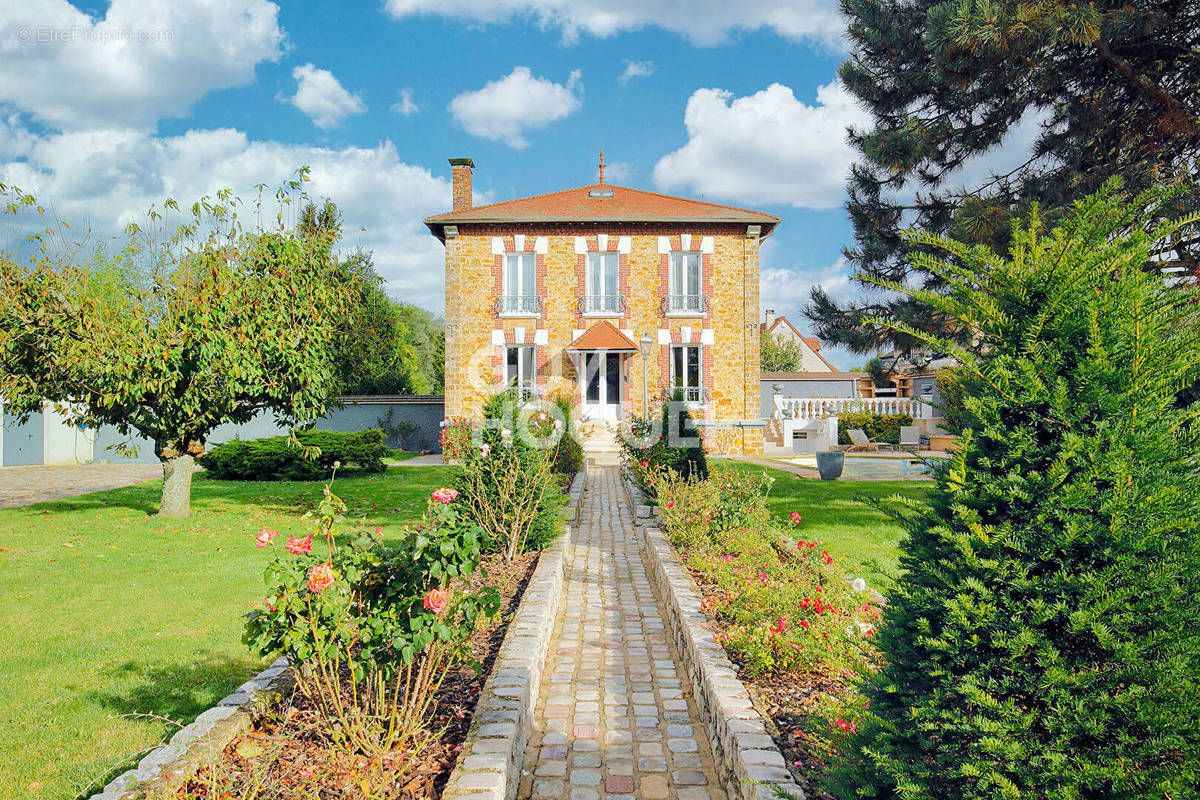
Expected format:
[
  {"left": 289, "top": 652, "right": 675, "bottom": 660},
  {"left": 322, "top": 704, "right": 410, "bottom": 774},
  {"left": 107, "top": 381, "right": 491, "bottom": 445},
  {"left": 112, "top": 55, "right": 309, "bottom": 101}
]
[{"left": 0, "top": 463, "right": 161, "bottom": 509}]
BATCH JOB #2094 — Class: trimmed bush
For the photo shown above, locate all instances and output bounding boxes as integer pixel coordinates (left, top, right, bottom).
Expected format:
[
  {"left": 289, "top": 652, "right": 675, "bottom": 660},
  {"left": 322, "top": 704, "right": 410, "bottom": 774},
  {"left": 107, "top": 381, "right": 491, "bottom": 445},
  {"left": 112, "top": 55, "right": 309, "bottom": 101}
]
[
  {"left": 833, "top": 185, "right": 1200, "bottom": 799},
  {"left": 200, "top": 429, "right": 388, "bottom": 481},
  {"left": 621, "top": 396, "right": 708, "bottom": 499},
  {"left": 835, "top": 410, "right": 913, "bottom": 445}
]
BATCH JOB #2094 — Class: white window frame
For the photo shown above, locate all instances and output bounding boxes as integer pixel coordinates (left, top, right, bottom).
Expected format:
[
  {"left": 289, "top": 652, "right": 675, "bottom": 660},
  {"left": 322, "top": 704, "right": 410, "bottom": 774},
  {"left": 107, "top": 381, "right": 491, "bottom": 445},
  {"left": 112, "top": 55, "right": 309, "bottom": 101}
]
[
  {"left": 669, "top": 344, "right": 703, "bottom": 404},
  {"left": 504, "top": 344, "right": 536, "bottom": 402},
  {"left": 500, "top": 253, "right": 539, "bottom": 316},
  {"left": 667, "top": 251, "right": 704, "bottom": 315},
  {"left": 583, "top": 252, "right": 622, "bottom": 316}
]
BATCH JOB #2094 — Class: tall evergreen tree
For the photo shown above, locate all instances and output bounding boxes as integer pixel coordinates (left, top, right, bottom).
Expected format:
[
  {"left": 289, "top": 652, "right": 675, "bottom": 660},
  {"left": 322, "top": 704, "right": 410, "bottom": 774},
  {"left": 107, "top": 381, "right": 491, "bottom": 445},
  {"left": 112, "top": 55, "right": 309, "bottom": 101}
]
[
  {"left": 833, "top": 183, "right": 1200, "bottom": 798},
  {"left": 808, "top": 0, "right": 1200, "bottom": 354}
]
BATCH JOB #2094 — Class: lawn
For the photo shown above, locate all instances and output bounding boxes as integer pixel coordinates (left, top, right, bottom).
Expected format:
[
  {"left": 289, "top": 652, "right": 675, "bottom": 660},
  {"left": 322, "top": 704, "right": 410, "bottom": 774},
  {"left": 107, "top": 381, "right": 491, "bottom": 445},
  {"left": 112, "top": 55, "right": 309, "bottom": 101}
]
[
  {"left": 0, "top": 465, "right": 454, "bottom": 800},
  {"left": 723, "top": 462, "right": 931, "bottom": 590}
]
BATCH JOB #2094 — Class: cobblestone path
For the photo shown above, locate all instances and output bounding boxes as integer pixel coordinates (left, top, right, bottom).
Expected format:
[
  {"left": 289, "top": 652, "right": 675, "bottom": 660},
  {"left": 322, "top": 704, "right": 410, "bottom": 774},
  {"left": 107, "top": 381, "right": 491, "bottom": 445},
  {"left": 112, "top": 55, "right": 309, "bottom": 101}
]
[
  {"left": 0, "top": 463, "right": 161, "bottom": 508},
  {"left": 518, "top": 466, "right": 726, "bottom": 800}
]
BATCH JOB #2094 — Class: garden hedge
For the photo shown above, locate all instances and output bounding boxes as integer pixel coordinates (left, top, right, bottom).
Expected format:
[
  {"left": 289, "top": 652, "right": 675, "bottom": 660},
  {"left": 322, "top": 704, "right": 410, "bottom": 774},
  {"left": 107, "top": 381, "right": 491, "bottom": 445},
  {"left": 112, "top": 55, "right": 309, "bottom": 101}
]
[
  {"left": 835, "top": 411, "right": 913, "bottom": 445},
  {"left": 200, "top": 429, "right": 389, "bottom": 481}
]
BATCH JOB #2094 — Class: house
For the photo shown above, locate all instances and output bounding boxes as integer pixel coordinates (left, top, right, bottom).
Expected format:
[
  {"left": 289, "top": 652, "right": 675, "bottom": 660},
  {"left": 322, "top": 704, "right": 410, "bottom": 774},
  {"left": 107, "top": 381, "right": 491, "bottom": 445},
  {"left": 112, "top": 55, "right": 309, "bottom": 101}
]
[
  {"left": 425, "top": 158, "right": 778, "bottom": 455},
  {"left": 760, "top": 310, "right": 835, "bottom": 372}
]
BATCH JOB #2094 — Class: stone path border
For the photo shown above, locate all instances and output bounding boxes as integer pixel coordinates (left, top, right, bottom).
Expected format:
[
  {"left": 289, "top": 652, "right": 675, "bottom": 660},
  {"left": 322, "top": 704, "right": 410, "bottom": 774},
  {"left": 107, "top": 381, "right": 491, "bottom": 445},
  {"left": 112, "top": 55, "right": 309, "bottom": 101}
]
[
  {"left": 625, "top": 478, "right": 805, "bottom": 800},
  {"left": 440, "top": 467, "right": 585, "bottom": 799},
  {"left": 88, "top": 657, "right": 292, "bottom": 800}
]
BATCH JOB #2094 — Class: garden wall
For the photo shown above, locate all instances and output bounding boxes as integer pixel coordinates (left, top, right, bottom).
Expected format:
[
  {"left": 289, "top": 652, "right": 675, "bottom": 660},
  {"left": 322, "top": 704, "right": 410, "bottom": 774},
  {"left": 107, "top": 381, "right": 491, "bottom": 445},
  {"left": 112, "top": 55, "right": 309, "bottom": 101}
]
[{"left": 78, "top": 395, "right": 445, "bottom": 466}]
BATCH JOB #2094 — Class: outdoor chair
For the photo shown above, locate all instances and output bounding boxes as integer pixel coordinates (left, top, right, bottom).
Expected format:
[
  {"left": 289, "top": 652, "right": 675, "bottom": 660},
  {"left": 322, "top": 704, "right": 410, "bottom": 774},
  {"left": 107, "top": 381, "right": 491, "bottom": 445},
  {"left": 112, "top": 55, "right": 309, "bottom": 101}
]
[
  {"left": 899, "top": 425, "right": 922, "bottom": 452},
  {"left": 847, "top": 429, "right": 893, "bottom": 452}
]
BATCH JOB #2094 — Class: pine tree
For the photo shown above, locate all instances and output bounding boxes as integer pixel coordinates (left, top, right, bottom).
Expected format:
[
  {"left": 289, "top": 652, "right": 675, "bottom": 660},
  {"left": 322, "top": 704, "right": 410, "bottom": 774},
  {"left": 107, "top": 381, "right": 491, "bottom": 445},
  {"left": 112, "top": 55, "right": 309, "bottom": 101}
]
[
  {"left": 809, "top": 0, "right": 1200, "bottom": 355},
  {"left": 834, "top": 182, "right": 1200, "bottom": 799}
]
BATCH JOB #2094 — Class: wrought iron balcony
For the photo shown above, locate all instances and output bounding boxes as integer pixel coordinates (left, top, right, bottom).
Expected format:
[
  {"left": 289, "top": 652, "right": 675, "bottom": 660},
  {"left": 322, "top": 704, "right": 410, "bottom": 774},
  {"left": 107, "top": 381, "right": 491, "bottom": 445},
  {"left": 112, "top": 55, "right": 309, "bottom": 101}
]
[
  {"left": 494, "top": 295, "right": 543, "bottom": 316},
  {"left": 578, "top": 294, "right": 627, "bottom": 315},
  {"left": 663, "top": 386, "right": 709, "bottom": 404},
  {"left": 660, "top": 294, "right": 709, "bottom": 315}
]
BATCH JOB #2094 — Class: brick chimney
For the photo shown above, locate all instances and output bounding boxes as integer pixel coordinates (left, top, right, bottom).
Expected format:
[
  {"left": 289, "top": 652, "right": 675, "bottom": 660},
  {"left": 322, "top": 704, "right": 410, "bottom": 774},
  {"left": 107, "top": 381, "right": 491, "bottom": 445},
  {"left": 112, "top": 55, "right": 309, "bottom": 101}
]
[
  {"left": 449, "top": 157, "right": 474, "bottom": 211},
  {"left": 764, "top": 308, "right": 775, "bottom": 328}
]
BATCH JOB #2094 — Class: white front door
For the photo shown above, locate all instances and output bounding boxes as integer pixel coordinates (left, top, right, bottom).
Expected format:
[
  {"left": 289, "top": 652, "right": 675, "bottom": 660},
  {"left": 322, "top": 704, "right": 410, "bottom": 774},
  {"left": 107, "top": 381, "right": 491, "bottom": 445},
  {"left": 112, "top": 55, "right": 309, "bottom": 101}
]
[{"left": 580, "top": 351, "right": 623, "bottom": 421}]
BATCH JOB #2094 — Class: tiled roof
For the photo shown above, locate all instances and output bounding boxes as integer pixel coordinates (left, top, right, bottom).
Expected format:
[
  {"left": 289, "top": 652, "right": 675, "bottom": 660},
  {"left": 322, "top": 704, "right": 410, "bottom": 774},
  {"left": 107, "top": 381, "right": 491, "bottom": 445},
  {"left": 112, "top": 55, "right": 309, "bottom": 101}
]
[
  {"left": 426, "top": 184, "right": 779, "bottom": 231},
  {"left": 567, "top": 321, "right": 639, "bottom": 352}
]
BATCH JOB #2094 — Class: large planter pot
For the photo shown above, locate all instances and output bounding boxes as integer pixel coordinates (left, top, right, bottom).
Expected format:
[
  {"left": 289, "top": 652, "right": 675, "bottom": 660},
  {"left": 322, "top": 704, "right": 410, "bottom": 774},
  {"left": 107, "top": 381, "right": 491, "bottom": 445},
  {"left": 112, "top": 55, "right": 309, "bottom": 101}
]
[{"left": 815, "top": 450, "right": 845, "bottom": 481}]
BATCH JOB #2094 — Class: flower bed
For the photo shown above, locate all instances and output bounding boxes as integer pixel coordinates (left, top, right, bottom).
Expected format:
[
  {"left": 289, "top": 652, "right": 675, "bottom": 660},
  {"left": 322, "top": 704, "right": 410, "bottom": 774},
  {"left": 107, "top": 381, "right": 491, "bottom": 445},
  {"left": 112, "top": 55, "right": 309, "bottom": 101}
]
[
  {"left": 165, "top": 465, "right": 563, "bottom": 800},
  {"left": 654, "top": 466, "right": 881, "bottom": 799},
  {"left": 173, "top": 549, "right": 538, "bottom": 799}
]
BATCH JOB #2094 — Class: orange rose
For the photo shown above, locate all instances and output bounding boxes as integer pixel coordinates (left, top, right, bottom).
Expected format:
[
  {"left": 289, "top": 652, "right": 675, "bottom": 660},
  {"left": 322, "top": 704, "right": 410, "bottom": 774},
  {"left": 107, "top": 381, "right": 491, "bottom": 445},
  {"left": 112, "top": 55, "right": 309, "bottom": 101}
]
[
  {"left": 423, "top": 587, "right": 449, "bottom": 614},
  {"left": 306, "top": 562, "right": 335, "bottom": 593}
]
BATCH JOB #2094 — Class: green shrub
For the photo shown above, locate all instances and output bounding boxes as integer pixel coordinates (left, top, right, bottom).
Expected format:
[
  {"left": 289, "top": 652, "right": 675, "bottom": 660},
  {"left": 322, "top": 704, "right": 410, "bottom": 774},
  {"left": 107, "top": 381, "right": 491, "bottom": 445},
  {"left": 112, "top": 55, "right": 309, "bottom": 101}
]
[
  {"left": 621, "top": 396, "right": 708, "bottom": 499},
  {"left": 836, "top": 411, "right": 913, "bottom": 445},
  {"left": 200, "top": 429, "right": 388, "bottom": 480},
  {"left": 544, "top": 393, "right": 584, "bottom": 477},
  {"left": 832, "top": 184, "right": 1200, "bottom": 799}
]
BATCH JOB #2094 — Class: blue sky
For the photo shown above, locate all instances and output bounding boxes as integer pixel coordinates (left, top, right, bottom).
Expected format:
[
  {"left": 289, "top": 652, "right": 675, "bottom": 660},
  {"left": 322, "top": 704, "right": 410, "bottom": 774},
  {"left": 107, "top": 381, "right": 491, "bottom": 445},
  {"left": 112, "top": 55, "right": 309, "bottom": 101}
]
[{"left": 0, "top": 0, "right": 875, "bottom": 368}]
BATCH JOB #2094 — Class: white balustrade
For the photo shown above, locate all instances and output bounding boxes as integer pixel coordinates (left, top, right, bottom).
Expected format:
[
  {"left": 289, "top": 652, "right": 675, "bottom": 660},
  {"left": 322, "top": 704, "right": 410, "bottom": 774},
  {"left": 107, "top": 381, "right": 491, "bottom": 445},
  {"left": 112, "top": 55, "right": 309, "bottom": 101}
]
[{"left": 772, "top": 396, "right": 930, "bottom": 422}]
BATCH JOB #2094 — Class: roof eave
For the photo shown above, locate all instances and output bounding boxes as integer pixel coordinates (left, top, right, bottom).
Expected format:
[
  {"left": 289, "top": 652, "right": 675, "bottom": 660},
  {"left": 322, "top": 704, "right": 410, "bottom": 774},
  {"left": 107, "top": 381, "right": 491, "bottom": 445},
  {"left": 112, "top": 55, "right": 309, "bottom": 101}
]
[{"left": 424, "top": 217, "right": 779, "bottom": 241}]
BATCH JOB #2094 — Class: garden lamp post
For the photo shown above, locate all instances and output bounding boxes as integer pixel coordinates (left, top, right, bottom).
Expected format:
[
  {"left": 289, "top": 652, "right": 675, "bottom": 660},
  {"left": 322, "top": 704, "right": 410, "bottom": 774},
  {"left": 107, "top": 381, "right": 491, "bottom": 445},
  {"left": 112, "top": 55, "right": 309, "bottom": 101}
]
[{"left": 639, "top": 333, "right": 653, "bottom": 418}]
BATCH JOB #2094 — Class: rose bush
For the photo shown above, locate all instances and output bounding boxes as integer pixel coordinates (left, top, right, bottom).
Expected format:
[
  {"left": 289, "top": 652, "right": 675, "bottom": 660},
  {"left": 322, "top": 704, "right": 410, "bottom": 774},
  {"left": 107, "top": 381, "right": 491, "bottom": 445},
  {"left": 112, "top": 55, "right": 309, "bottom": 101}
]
[
  {"left": 244, "top": 479, "right": 499, "bottom": 757},
  {"left": 656, "top": 467, "right": 878, "bottom": 677}
]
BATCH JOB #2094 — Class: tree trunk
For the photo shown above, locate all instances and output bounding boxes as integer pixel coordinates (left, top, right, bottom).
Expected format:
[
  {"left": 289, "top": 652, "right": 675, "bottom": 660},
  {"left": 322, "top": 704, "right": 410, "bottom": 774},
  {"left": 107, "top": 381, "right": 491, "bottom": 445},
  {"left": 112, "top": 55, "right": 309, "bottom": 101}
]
[{"left": 159, "top": 454, "right": 196, "bottom": 518}]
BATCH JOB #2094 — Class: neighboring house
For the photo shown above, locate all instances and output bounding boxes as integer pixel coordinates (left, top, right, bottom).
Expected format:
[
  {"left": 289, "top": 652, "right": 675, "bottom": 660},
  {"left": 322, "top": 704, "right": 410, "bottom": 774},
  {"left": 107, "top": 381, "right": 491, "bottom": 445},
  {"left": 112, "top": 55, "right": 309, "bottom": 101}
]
[
  {"left": 760, "top": 310, "right": 835, "bottom": 372},
  {"left": 425, "top": 158, "right": 779, "bottom": 455}
]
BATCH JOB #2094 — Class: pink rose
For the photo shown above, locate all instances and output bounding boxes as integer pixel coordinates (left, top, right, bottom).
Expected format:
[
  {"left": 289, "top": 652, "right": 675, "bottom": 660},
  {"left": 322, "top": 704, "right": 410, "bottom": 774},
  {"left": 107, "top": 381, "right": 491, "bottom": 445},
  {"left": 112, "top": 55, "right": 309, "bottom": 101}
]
[
  {"left": 285, "top": 533, "right": 313, "bottom": 555},
  {"left": 431, "top": 487, "right": 459, "bottom": 504},
  {"left": 254, "top": 528, "right": 277, "bottom": 548},
  {"left": 423, "top": 587, "right": 449, "bottom": 614},
  {"left": 306, "top": 562, "right": 335, "bottom": 593}
]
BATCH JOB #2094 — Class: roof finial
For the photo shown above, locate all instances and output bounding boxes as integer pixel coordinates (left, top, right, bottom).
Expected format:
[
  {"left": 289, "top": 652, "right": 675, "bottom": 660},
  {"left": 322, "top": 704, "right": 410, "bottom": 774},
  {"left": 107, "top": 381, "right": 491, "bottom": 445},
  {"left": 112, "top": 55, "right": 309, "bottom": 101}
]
[{"left": 598, "top": 150, "right": 605, "bottom": 184}]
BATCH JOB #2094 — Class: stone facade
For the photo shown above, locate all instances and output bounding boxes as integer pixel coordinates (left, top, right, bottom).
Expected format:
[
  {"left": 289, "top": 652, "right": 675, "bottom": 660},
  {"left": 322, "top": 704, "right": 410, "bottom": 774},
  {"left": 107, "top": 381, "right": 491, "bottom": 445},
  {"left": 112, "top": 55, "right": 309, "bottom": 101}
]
[{"left": 440, "top": 223, "right": 765, "bottom": 455}]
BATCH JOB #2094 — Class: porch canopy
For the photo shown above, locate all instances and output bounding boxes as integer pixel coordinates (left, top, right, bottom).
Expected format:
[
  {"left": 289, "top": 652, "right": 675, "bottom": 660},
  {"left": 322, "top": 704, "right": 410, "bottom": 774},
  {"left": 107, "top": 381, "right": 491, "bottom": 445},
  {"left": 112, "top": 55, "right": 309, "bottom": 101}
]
[{"left": 567, "top": 321, "right": 638, "bottom": 352}]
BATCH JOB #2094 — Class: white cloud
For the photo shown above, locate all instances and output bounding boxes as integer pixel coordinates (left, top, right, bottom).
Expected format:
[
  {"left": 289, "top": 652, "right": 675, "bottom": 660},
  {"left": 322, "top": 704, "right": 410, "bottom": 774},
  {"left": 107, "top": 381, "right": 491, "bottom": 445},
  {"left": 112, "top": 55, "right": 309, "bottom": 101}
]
[
  {"left": 597, "top": 160, "right": 634, "bottom": 184},
  {"left": 288, "top": 63, "right": 366, "bottom": 129},
  {"left": 760, "top": 258, "right": 860, "bottom": 370},
  {"left": 383, "top": 0, "right": 843, "bottom": 47},
  {"left": 0, "top": 0, "right": 285, "bottom": 130},
  {"left": 391, "top": 87, "right": 419, "bottom": 115},
  {"left": 0, "top": 120, "right": 454, "bottom": 311},
  {"left": 618, "top": 59, "right": 654, "bottom": 84},
  {"left": 449, "top": 66, "right": 582, "bottom": 149},
  {"left": 653, "top": 80, "right": 871, "bottom": 210}
]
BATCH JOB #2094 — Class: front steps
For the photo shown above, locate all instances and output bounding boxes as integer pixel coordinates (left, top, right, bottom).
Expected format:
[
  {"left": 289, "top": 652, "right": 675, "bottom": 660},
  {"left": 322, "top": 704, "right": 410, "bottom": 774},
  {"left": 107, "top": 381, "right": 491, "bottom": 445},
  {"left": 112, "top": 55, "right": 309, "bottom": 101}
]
[{"left": 580, "top": 421, "right": 622, "bottom": 465}]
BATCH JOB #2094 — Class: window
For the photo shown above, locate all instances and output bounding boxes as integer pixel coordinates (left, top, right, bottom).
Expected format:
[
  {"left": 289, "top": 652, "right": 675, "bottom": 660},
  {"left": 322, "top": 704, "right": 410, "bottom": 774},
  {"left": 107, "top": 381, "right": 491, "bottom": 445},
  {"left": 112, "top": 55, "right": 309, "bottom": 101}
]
[
  {"left": 670, "top": 345, "right": 702, "bottom": 403},
  {"left": 583, "top": 252, "right": 621, "bottom": 314},
  {"left": 501, "top": 253, "right": 538, "bottom": 314},
  {"left": 667, "top": 252, "right": 703, "bottom": 313},
  {"left": 505, "top": 345, "right": 535, "bottom": 402}
]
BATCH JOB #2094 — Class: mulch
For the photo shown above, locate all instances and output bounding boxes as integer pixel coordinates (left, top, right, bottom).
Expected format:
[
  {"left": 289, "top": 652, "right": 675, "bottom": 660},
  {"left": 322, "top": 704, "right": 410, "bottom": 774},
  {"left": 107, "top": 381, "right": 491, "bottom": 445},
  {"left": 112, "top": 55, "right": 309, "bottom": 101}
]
[{"left": 175, "top": 551, "right": 539, "bottom": 800}]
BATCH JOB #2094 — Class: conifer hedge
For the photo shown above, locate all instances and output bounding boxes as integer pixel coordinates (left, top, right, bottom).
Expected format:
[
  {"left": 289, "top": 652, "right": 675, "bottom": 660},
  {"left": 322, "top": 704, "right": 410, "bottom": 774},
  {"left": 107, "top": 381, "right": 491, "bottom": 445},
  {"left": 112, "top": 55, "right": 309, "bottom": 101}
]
[{"left": 835, "top": 183, "right": 1200, "bottom": 799}]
